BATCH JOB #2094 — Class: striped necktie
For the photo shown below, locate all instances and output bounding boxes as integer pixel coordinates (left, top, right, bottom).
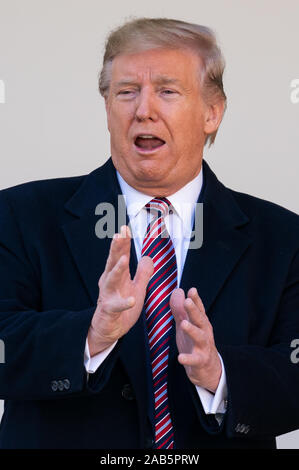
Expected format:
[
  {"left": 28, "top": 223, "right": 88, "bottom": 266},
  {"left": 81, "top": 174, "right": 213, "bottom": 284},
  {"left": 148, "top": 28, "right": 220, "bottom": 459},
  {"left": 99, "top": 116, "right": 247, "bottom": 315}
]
[{"left": 141, "top": 197, "right": 177, "bottom": 449}]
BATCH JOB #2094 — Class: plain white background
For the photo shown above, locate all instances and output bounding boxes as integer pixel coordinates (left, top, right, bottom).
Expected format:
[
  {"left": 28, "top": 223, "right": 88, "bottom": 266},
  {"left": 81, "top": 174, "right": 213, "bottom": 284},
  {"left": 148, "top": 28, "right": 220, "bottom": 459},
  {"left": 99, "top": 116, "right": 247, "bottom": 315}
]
[{"left": 0, "top": 0, "right": 298, "bottom": 448}]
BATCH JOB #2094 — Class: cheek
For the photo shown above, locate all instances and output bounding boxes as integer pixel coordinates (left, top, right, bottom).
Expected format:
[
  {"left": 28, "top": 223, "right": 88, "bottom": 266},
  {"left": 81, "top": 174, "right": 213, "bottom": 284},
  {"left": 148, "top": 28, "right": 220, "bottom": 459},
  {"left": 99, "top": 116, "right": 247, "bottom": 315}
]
[
  {"left": 166, "top": 105, "right": 202, "bottom": 143},
  {"left": 170, "top": 121, "right": 196, "bottom": 149},
  {"left": 111, "top": 102, "right": 134, "bottom": 124},
  {"left": 182, "top": 112, "right": 206, "bottom": 142}
]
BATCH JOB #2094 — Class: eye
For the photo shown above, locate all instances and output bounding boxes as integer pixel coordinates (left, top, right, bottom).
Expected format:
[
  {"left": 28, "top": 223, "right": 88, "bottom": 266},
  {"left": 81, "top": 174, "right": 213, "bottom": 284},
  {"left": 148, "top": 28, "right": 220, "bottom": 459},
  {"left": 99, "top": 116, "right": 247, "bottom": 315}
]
[
  {"left": 117, "top": 90, "right": 136, "bottom": 97},
  {"left": 161, "top": 89, "right": 178, "bottom": 96}
]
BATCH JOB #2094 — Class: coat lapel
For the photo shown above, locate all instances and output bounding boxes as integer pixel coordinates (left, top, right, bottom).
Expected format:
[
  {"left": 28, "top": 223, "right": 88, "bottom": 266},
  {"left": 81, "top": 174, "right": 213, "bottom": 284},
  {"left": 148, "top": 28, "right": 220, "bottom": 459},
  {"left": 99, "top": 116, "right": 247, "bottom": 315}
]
[
  {"left": 180, "top": 159, "right": 252, "bottom": 314},
  {"left": 62, "top": 158, "right": 124, "bottom": 304},
  {"left": 61, "top": 158, "right": 149, "bottom": 434},
  {"left": 169, "top": 160, "right": 253, "bottom": 365}
]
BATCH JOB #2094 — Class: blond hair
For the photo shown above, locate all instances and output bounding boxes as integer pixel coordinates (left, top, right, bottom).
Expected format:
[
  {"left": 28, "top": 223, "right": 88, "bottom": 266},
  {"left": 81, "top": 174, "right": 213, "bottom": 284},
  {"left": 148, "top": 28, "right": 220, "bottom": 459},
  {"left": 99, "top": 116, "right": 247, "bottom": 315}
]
[{"left": 99, "top": 18, "right": 226, "bottom": 146}]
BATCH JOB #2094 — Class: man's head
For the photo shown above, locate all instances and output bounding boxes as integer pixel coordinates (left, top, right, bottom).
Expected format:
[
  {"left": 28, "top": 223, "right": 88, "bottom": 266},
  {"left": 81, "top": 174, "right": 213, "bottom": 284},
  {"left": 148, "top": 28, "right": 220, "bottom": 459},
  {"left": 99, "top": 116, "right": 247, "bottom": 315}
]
[{"left": 99, "top": 18, "right": 226, "bottom": 196}]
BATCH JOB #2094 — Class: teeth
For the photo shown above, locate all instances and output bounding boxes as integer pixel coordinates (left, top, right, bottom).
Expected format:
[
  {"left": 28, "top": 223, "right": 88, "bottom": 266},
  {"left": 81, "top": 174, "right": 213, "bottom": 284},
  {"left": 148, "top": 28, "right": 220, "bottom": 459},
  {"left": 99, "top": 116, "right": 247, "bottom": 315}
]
[{"left": 138, "top": 135, "right": 156, "bottom": 139}]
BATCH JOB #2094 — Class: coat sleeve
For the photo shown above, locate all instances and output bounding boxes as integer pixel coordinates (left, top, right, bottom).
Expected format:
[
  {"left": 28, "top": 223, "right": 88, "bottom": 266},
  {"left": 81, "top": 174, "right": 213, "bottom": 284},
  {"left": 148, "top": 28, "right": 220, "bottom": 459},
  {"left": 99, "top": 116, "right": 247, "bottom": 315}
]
[
  {"left": 0, "top": 190, "right": 119, "bottom": 400},
  {"left": 217, "top": 248, "right": 299, "bottom": 439}
]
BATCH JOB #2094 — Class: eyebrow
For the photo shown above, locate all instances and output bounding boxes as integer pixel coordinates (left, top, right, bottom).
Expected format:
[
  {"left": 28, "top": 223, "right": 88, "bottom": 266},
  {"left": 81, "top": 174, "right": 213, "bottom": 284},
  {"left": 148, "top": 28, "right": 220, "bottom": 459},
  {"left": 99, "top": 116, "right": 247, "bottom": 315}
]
[{"left": 113, "top": 75, "right": 184, "bottom": 88}]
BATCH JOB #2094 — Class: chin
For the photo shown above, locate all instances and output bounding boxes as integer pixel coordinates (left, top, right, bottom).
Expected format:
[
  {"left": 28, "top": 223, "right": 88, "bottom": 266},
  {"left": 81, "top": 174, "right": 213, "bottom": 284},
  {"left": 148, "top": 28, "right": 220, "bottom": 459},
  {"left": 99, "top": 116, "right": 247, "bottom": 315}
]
[{"left": 135, "top": 163, "right": 168, "bottom": 183}]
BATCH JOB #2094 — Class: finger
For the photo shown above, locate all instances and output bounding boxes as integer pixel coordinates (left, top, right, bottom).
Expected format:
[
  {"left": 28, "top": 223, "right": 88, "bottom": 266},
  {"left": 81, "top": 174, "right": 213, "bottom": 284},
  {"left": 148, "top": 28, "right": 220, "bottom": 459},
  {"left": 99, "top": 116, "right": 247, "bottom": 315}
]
[
  {"left": 170, "top": 288, "right": 188, "bottom": 323},
  {"left": 187, "top": 288, "right": 206, "bottom": 316},
  {"left": 104, "top": 235, "right": 121, "bottom": 274},
  {"left": 177, "top": 352, "right": 202, "bottom": 367},
  {"left": 133, "top": 256, "right": 154, "bottom": 290},
  {"left": 105, "top": 254, "right": 130, "bottom": 290},
  {"left": 104, "top": 294, "right": 135, "bottom": 314},
  {"left": 105, "top": 226, "right": 131, "bottom": 273},
  {"left": 121, "top": 224, "right": 132, "bottom": 239},
  {"left": 180, "top": 319, "right": 206, "bottom": 347},
  {"left": 184, "top": 296, "right": 207, "bottom": 328}
]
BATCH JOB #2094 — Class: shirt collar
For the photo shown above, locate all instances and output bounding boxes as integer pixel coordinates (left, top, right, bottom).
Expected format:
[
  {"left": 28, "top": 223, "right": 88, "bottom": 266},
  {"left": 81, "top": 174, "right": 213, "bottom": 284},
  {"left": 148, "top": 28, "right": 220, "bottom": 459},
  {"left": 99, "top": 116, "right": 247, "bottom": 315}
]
[
  {"left": 166, "top": 170, "right": 203, "bottom": 220},
  {"left": 116, "top": 168, "right": 203, "bottom": 221}
]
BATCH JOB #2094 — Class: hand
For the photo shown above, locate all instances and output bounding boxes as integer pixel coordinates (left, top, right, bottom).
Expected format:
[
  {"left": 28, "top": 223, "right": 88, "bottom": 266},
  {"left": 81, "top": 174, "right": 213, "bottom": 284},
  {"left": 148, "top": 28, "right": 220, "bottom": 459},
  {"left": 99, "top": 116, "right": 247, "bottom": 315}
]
[
  {"left": 170, "top": 287, "right": 222, "bottom": 393},
  {"left": 88, "top": 225, "right": 154, "bottom": 356}
]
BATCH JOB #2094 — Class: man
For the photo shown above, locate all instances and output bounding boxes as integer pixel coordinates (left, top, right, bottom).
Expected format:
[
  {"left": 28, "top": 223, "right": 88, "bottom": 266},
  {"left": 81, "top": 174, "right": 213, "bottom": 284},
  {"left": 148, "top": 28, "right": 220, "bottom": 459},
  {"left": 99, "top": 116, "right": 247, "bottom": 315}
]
[{"left": 0, "top": 17, "right": 299, "bottom": 449}]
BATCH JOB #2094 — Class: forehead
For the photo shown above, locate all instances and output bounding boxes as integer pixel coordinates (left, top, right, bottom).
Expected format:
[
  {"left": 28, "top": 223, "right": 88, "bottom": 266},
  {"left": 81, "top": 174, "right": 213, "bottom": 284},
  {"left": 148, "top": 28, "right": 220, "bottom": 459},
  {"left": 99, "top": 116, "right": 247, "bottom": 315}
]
[{"left": 110, "top": 48, "right": 201, "bottom": 86}]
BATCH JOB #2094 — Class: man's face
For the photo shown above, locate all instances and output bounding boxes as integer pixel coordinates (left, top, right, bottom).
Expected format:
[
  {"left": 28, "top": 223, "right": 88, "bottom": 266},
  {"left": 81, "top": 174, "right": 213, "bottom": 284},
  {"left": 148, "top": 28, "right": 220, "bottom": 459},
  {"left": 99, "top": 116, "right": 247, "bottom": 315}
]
[{"left": 105, "top": 47, "right": 223, "bottom": 196}]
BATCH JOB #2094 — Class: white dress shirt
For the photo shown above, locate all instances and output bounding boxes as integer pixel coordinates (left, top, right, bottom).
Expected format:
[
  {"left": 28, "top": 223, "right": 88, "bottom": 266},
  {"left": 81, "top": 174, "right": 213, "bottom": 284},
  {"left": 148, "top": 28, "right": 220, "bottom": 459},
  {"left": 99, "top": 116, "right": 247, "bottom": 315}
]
[{"left": 84, "top": 168, "right": 228, "bottom": 419}]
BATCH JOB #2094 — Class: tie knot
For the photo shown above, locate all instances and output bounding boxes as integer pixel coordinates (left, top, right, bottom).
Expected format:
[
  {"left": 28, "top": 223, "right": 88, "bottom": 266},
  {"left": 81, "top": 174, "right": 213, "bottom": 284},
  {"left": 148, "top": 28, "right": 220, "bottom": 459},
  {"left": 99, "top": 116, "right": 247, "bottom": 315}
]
[{"left": 145, "top": 197, "right": 171, "bottom": 218}]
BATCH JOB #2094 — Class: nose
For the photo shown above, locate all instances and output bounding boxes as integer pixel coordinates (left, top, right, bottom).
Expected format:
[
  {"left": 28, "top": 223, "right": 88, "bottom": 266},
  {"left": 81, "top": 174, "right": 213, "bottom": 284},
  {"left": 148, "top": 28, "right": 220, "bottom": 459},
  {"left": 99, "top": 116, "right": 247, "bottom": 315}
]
[{"left": 135, "top": 88, "right": 158, "bottom": 122}]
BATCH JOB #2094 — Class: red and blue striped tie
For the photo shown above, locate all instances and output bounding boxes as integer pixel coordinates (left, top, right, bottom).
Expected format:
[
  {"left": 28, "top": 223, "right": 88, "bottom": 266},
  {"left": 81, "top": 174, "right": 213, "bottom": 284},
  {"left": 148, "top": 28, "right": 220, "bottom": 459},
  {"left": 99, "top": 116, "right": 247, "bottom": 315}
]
[{"left": 142, "top": 197, "right": 177, "bottom": 449}]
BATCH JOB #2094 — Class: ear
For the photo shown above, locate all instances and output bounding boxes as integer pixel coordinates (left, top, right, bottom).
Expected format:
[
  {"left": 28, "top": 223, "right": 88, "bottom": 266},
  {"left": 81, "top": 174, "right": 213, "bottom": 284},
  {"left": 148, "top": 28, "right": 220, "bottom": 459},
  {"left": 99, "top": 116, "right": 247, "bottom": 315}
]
[
  {"left": 203, "top": 100, "right": 226, "bottom": 136},
  {"left": 104, "top": 97, "right": 111, "bottom": 132},
  {"left": 104, "top": 97, "right": 109, "bottom": 112}
]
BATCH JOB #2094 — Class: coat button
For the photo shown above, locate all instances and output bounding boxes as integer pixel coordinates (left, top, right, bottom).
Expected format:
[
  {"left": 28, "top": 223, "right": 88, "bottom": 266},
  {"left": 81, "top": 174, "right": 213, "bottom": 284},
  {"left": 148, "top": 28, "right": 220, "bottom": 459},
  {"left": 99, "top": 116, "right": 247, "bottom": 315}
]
[
  {"left": 235, "top": 423, "right": 250, "bottom": 434},
  {"left": 51, "top": 380, "right": 58, "bottom": 392},
  {"left": 63, "top": 379, "right": 70, "bottom": 390},
  {"left": 244, "top": 425, "right": 250, "bottom": 434},
  {"left": 235, "top": 423, "right": 242, "bottom": 432},
  {"left": 121, "top": 383, "right": 135, "bottom": 400},
  {"left": 57, "top": 380, "right": 64, "bottom": 391}
]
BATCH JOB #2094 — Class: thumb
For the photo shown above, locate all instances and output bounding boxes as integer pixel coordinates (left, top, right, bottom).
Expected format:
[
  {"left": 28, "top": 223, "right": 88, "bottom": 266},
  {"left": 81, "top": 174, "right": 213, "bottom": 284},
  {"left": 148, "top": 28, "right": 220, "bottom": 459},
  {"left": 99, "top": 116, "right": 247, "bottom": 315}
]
[{"left": 170, "top": 288, "right": 188, "bottom": 324}]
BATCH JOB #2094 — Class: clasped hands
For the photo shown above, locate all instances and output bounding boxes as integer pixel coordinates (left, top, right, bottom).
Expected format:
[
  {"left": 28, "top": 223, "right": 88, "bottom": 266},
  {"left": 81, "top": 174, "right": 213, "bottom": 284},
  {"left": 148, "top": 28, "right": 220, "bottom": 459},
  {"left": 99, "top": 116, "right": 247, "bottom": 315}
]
[{"left": 88, "top": 225, "right": 222, "bottom": 393}]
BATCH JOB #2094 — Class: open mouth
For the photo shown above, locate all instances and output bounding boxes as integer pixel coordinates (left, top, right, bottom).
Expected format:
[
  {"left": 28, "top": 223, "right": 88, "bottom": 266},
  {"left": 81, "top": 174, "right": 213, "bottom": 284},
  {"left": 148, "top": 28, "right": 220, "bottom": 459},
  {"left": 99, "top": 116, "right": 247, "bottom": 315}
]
[{"left": 134, "top": 134, "right": 166, "bottom": 152}]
